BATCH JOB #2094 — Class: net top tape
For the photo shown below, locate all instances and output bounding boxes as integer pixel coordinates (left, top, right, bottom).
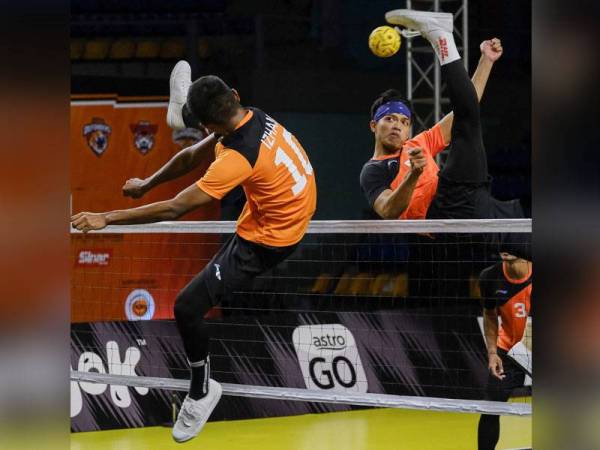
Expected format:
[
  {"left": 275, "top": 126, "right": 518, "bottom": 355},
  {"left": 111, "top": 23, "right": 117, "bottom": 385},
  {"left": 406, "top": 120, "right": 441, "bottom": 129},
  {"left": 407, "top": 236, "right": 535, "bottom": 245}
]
[{"left": 70, "top": 219, "right": 531, "bottom": 234}]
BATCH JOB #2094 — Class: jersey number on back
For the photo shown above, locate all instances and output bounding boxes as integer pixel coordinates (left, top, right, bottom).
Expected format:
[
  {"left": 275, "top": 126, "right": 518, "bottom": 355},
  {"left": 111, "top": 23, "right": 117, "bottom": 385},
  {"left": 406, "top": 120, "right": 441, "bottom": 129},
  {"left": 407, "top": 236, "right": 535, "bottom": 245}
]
[
  {"left": 514, "top": 302, "right": 527, "bottom": 318},
  {"left": 275, "top": 130, "right": 313, "bottom": 196}
]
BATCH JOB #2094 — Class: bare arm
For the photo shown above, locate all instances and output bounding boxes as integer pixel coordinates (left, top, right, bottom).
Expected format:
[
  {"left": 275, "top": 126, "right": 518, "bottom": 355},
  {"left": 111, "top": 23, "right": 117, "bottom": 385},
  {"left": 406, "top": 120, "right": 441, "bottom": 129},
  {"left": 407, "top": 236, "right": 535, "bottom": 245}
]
[
  {"left": 483, "top": 307, "right": 505, "bottom": 380},
  {"left": 123, "top": 133, "right": 218, "bottom": 198},
  {"left": 373, "top": 148, "right": 426, "bottom": 219},
  {"left": 437, "top": 38, "right": 504, "bottom": 144},
  {"left": 71, "top": 184, "right": 215, "bottom": 232}
]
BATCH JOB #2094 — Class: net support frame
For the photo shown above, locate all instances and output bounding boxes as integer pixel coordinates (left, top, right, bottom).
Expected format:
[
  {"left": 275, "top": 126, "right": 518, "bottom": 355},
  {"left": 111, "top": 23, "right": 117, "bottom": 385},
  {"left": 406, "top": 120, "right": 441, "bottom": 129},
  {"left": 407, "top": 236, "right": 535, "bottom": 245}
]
[{"left": 71, "top": 371, "right": 531, "bottom": 416}]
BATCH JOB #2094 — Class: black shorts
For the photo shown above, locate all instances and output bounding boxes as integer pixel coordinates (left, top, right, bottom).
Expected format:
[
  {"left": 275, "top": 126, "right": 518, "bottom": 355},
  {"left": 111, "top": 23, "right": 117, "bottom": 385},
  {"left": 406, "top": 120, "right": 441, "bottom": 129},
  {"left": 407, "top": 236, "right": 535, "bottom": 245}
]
[
  {"left": 484, "top": 348, "right": 528, "bottom": 402},
  {"left": 198, "top": 233, "right": 298, "bottom": 307},
  {"left": 427, "top": 175, "right": 524, "bottom": 220}
]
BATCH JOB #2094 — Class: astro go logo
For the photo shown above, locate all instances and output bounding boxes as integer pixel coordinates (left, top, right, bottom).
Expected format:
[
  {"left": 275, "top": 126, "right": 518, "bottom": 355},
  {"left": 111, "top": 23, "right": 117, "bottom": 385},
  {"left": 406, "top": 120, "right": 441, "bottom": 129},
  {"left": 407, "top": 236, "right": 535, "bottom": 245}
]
[
  {"left": 70, "top": 340, "right": 148, "bottom": 418},
  {"left": 292, "top": 324, "right": 368, "bottom": 393}
]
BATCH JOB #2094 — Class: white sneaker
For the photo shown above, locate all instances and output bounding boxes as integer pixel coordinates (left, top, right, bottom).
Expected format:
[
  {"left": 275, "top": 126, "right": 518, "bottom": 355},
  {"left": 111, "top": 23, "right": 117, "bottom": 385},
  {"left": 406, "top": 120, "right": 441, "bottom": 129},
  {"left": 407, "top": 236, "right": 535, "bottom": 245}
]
[
  {"left": 385, "top": 9, "right": 453, "bottom": 41},
  {"left": 167, "top": 60, "right": 192, "bottom": 131},
  {"left": 172, "top": 379, "right": 223, "bottom": 443}
]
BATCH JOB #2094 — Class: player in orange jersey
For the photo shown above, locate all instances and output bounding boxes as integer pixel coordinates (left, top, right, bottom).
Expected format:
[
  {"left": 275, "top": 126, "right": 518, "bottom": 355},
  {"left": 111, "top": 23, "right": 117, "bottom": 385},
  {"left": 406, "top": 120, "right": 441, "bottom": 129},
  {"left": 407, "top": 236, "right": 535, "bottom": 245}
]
[
  {"left": 362, "top": 11, "right": 526, "bottom": 220},
  {"left": 478, "top": 238, "right": 531, "bottom": 450},
  {"left": 71, "top": 67, "right": 316, "bottom": 443}
]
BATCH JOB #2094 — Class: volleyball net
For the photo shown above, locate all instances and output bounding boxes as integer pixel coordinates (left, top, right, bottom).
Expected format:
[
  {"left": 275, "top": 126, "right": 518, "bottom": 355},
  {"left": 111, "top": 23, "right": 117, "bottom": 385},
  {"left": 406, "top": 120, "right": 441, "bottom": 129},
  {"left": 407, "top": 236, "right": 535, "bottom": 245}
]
[{"left": 70, "top": 219, "right": 531, "bottom": 431}]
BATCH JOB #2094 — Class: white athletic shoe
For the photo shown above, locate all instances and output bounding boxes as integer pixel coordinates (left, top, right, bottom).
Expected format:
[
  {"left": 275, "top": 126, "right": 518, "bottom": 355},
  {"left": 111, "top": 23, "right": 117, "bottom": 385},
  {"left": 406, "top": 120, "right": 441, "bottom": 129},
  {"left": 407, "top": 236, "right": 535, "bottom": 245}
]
[
  {"left": 385, "top": 9, "right": 453, "bottom": 41},
  {"left": 167, "top": 60, "right": 192, "bottom": 131},
  {"left": 172, "top": 379, "right": 223, "bottom": 443}
]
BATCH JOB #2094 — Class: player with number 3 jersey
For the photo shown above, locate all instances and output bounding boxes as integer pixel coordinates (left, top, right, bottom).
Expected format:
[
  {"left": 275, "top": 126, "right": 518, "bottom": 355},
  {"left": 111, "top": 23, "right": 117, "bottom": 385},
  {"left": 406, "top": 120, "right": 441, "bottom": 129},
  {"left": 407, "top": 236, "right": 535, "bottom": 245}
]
[{"left": 70, "top": 63, "right": 316, "bottom": 443}]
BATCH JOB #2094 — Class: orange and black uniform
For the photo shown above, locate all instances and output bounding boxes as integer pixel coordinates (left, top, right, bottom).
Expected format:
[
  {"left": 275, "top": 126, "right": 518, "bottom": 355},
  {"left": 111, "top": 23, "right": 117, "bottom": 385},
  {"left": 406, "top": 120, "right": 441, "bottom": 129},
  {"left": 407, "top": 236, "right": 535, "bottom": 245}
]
[
  {"left": 198, "top": 108, "right": 316, "bottom": 247},
  {"left": 360, "top": 124, "right": 447, "bottom": 219},
  {"left": 360, "top": 60, "right": 524, "bottom": 220},
  {"left": 173, "top": 107, "right": 316, "bottom": 368},
  {"left": 478, "top": 261, "right": 532, "bottom": 450},
  {"left": 480, "top": 262, "right": 532, "bottom": 354}
]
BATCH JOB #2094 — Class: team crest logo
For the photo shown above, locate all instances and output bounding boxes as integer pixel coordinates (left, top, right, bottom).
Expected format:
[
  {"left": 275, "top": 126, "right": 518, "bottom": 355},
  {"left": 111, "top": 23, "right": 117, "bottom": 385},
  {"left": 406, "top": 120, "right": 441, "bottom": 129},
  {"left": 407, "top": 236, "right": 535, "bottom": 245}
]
[
  {"left": 130, "top": 121, "right": 158, "bottom": 155},
  {"left": 124, "top": 289, "right": 155, "bottom": 321},
  {"left": 82, "top": 117, "right": 111, "bottom": 157}
]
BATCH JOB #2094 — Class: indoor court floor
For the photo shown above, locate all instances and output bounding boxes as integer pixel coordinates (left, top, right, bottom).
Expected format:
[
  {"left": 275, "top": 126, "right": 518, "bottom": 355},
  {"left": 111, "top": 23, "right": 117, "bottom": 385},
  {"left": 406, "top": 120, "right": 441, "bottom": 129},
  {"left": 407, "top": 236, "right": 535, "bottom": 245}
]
[{"left": 71, "top": 402, "right": 531, "bottom": 450}]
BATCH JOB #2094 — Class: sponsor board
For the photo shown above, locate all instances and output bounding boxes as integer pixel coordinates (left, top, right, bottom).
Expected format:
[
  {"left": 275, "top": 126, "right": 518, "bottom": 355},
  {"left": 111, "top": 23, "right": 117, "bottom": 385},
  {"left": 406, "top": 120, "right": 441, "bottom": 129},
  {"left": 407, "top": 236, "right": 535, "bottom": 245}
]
[
  {"left": 292, "top": 324, "right": 368, "bottom": 393},
  {"left": 71, "top": 340, "right": 149, "bottom": 418},
  {"left": 75, "top": 249, "right": 112, "bottom": 267}
]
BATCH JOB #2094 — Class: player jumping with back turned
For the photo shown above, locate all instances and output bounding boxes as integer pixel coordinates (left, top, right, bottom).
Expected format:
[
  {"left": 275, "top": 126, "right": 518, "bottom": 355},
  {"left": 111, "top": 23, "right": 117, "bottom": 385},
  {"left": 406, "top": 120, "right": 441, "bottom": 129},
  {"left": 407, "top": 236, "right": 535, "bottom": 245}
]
[{"left": 72, "top": 66, "right": 316, "bottom": 443}]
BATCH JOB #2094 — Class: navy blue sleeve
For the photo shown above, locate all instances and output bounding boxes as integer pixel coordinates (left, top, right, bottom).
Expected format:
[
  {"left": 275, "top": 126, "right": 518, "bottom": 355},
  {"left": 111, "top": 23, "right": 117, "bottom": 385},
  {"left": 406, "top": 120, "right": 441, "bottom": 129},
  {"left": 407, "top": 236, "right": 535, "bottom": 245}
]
[
  {"left": 360, "top": 162, "right": 390, "bottom": 209},
  {"left": 479, "top": 266, "right": 498, "bottom": 310}
]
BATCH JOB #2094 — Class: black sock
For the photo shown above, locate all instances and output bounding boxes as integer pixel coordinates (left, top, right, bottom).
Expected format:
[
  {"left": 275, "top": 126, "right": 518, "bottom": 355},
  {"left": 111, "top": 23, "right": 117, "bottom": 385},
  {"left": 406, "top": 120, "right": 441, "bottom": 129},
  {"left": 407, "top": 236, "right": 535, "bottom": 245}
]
[{"left": 188, "top": 356, "right": 210, "bottom": 400}]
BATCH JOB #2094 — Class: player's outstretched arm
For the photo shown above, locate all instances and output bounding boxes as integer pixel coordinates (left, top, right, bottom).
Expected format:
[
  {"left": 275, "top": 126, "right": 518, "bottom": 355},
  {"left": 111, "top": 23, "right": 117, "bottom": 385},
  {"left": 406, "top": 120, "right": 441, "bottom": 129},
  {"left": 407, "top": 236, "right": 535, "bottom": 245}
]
[
  {"left": 72, "top": 184, "right": 215, "bottom": 233},
  {"left": 437, "top": 38, "right": 504, "bottom": 144},
  {"left": 483, "top": 307, "right": 505, "bottom": 380},
  {"left": 122, "top": 132, "right": 218, "bottom": 199}
]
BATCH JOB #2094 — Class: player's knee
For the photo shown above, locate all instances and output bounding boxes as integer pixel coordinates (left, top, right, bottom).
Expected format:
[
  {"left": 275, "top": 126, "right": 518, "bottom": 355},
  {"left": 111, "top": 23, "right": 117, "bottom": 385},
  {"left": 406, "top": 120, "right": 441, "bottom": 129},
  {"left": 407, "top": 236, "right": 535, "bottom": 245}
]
[
  {"left": 174, "top": 280, "right": 213, "bottom": 324},
  {"left": 174, "top": 289, "right": 195, "bottom": 323},
  {"left": 464, "top": 96, "right": 480, "bottom": 121}
]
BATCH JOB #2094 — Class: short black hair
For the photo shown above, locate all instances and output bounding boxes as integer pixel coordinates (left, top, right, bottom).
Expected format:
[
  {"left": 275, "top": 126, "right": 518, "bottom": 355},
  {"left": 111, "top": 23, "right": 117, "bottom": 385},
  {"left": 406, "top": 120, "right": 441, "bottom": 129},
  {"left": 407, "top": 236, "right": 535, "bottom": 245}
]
[
  {"left": 186, "top": 75, "right": 240, "bottom": 125},
  {"left": 370, "top": 89, "right": 413, "bottom": 120},
  {"left": 499, "top": 232, "right": 532, "bottom": 261}
]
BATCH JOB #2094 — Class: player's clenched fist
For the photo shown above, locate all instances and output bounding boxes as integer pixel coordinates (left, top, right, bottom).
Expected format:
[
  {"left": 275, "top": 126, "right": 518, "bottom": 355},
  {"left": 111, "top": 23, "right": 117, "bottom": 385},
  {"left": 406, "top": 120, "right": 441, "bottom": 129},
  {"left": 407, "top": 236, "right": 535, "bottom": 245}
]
[
  {"left": 480, "top": 38, "right": 503, "bottom": 63},
  {"left": 123, "top": 177, "right": 149, "bottom": 199},
  {"left": 407, "top": 147, "right": 427, "bottom": 175}
]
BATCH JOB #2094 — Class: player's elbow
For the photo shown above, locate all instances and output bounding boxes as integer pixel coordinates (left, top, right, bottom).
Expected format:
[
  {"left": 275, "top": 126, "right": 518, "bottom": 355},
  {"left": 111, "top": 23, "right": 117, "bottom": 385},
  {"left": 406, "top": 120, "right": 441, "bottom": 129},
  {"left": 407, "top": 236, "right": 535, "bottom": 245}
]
[
  {"left": 374, "top": 192, "right": 407, "bottom": 219},
  {"left": 379, "top": 203, "right": 406, "bottom": 220},
  {"left": 164, "top": 201, "right": 187, "bottom": 220},
  {"left": 380, "top": 210, "right": 397, "bottom": 220}
]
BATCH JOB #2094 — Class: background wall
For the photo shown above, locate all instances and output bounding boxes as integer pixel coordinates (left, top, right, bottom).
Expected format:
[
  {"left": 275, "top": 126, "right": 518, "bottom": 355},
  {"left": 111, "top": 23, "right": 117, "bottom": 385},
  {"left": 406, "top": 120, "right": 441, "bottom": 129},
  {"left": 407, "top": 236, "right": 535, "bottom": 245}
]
[{"left": 71, "top": 1, "right": 531, "bottom": 219}]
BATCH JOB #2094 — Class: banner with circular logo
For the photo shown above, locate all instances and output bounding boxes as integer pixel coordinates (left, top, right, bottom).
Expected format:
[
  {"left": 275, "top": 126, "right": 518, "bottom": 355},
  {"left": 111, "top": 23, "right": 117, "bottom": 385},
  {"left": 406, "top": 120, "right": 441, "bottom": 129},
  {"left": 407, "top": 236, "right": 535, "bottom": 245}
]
[{"left": 124, "top": 289, "right": 155, "bottom": 321}]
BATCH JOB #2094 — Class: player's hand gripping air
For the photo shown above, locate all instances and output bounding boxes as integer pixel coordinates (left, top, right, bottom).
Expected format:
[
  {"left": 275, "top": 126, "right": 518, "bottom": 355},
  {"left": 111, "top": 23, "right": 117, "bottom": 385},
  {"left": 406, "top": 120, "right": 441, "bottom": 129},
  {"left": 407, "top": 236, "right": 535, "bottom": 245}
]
[
  {"left": 488, "top": 353, "right": 506, "bottom": 380},
  {"left": 71, "top": 212, "right": 107, "bottom": 233}
]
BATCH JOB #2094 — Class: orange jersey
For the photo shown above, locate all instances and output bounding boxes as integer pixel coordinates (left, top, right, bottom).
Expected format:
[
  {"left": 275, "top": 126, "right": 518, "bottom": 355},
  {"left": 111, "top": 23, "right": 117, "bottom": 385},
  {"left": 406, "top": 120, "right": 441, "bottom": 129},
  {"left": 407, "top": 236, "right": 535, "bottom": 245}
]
[
  {"left": 480, "top": 262, "right": 532, "bottom": 352},
  {"left": 197, "top": 108, "right": 317, "bottom": 247},
  {"left": 360, "top": 124, "right": 448, "bottom": 220}
]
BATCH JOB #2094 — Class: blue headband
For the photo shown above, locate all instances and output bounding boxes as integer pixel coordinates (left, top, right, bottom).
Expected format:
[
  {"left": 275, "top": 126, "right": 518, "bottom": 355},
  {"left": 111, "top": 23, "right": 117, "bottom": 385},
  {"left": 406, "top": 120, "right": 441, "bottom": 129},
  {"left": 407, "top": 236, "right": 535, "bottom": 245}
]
[{"left": 373, "top": 101, "right": 411, "bottom": 122}]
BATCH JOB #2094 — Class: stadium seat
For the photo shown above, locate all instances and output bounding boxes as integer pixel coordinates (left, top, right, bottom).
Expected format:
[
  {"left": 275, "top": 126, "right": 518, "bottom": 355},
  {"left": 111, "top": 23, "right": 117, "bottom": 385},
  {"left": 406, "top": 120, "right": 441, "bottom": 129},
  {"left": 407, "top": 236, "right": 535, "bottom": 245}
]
[
  {"left": 135, "top": 40, "right": 161, "bottom": 59},
  {"left": 391, "top": 273, "right": 409, "bottom": 298},
  {"left": 333, "top": 272, "right": 353, "bottom": 295},
  {"left": 469, "top": 275, "right": 481, "bottom": 298},
  {"left": 71, "top": 39, "right": 85, "bottom": 60},
  {"left": 310, "top": 273, "right": 333, "bottom": 294},
  {"left": 109, "top": 39, "right": 136, "bottom": 59},
  {"left": 83, "top": 39, "right": 111, "bottom": 60},
  {"left": 348, "top": 273, "right": 372, "bottom": 296},
  {"left": 160, "top": 38, "right": 186, "bottom": 59},
  {"left": 370, "top": 273, "right": 391, "bottom": 296}
]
